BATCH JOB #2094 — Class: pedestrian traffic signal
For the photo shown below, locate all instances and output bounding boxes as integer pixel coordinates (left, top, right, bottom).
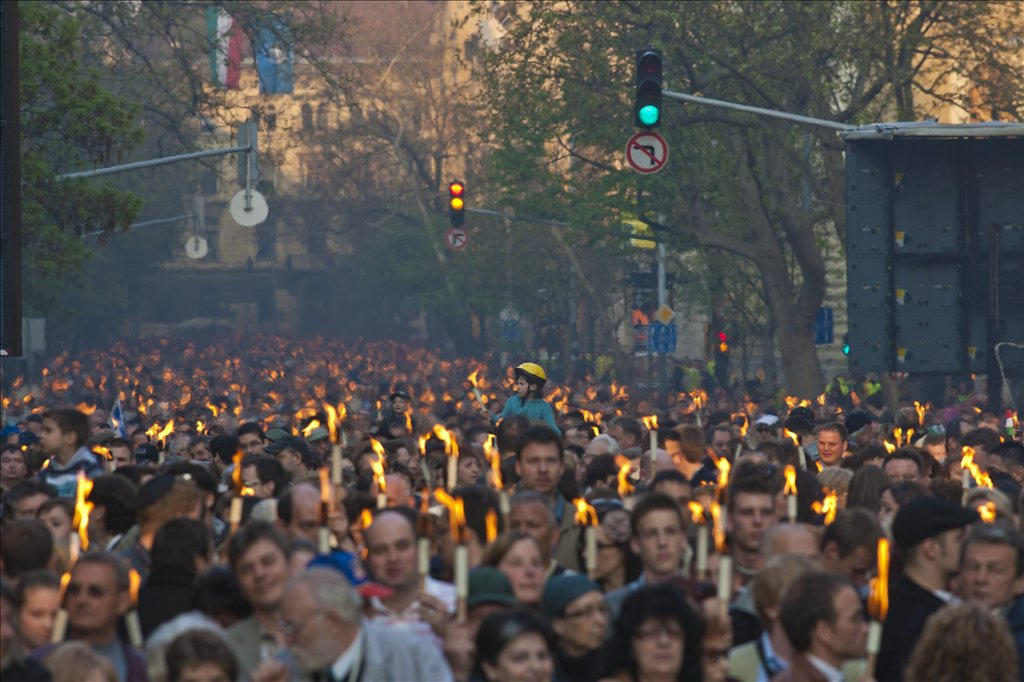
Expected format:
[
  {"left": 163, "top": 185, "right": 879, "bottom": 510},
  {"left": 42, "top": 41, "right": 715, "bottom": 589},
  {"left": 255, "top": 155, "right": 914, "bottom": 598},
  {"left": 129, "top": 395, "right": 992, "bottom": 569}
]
[
  {"left": 634, "top": 48, "right": 663, "bottom": 129},
  {"left": 449, "top": 180, "right": 465, "bottom": 227}
]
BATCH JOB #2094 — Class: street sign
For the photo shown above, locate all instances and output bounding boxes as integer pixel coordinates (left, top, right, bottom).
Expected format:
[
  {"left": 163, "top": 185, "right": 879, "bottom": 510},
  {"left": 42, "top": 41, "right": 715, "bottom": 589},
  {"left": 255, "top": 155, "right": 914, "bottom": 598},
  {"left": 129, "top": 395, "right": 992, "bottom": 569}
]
[
  {"left": 648, "top": 322, "right": 677, "bottom": 353},
  {"left": 654, "top": 304, "right": 674, "bottom": 325},
  {"left": 229, "top": 189, "right": 268, "bottom": 226},
  {"left": 815, "top": 306, "right": 834, "bottom": 345},
  {"left": 444, "top": 227, "right": 468, "bottom": 251},
  {"left": 625, "top": 131, "right": 669, "bottom": 174}
]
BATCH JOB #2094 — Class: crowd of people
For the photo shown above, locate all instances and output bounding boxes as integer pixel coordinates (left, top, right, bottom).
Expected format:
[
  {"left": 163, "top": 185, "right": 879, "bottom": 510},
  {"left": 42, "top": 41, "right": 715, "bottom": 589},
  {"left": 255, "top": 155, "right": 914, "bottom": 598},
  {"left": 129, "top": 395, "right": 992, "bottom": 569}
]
[{"left": 0, "top": 335, "right": 1022, "bottom": 682}]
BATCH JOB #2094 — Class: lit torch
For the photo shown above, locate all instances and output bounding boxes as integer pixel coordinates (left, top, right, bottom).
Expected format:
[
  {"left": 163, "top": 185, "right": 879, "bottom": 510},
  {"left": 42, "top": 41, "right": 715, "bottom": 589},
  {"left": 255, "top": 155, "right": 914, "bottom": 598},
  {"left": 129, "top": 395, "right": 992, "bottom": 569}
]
[
  {"left": 866, "top": 538, "right": 890, "bottom": 678},
  {"left": 126, "top": 569, "right": 143, "bottom": 648},
  {"left": 370, "top": 438, "right": 388, "bottom": 509},
  {"left": 711, "top": 502, "right": 731, "bottom": 605},
  {"left": 51, "top": 572, "right": 71, "bottom": 643},
  {"left": 783, "top": 465, "right": 798, "bottom": 523},
  {"left": 417, "top": 492, "right": 432, "bottom": 590},
  {"left": 71, "top": 471, "right": 94, "bottom": 564},
  {"left": 319, "top": 467, "right": 333, "bottom": 553},
  {"left": 467, "top": 368, "right": 485, "bottom": 406},
  {"left": 484, "top": 435, "right": 510, "bottom": 521},
  {"left": 642, "top": 415, "right": 659, "bottom": 469},
  {"left": 616, "top": 455, "right": 635, "bottom": 510},
  {"left": 574, "top": 498, "right": 599, "bottom": 579},
  {"left": 783, "top": 428, "right": 806, "bottom": 469},
  {"left": 229, "top": 448, "right": 255, "bottom": 533},
  {"left": 689, "top": 501, "right": 709, "bottom": 578},
  {"left": 812, "top": 489, "right": 839, "bottom": 525},
  {"left": 435, "top": 492, "right": 470, "bottom": 620},
  {"left": 432, "top": 424, "right": 460, "bottom": 491},
  {"left": 979, "top": 501, "right": 997, "bottom": 523}
]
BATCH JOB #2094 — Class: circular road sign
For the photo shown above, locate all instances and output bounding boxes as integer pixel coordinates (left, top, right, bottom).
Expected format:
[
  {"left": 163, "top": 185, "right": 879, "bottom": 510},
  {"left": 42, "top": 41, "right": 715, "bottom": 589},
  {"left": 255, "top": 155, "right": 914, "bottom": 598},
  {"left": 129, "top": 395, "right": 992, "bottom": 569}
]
[
  {"left": 625, "top": 131, "right": 669, "bottom": 174},
  {"left": 445, "top": 227, "right": 468, "bottom": 251}
]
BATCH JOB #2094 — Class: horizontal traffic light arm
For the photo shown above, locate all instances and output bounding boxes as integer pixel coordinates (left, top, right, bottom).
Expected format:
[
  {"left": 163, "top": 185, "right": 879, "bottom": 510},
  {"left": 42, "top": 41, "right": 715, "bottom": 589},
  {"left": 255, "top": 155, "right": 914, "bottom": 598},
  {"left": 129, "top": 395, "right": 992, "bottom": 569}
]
[{"left": 661, "top": 89, "right": 855, "bottom": 132}]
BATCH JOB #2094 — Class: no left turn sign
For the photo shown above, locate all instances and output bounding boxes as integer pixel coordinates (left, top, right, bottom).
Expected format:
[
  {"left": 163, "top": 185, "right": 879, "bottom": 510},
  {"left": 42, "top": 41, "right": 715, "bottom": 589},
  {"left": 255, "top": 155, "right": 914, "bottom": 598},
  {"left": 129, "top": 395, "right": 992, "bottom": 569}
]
[
  {"left": 445, "top": 227, "right": 468, "bottom": 251},
  {"left": 625, "top": 131, "right": 669, "bottom": 174}
]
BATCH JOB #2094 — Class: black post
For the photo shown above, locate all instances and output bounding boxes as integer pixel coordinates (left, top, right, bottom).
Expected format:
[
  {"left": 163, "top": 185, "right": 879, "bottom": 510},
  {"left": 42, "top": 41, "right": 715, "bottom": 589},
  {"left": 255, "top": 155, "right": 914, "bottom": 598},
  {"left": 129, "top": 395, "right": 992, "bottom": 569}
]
[{"left": 0, "top": 2, "right": 22, "bottom": 356}]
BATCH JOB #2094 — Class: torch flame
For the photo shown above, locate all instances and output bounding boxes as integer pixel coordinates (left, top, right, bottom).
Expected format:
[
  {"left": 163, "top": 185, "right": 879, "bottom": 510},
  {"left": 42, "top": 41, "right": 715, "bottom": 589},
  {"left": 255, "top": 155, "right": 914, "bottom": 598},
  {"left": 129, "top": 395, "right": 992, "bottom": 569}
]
[
  {"left": 302, "top": 420, "right": 322, "bottom": 438},
  {"left": 573, "top": 498, "right": 598, "bottom": 526},
  {"left": 319, "top": 467, "right": 331, "bottom": 506},
  {"left": 369, "top": 438, "right": 388, "bottom": 494},
  {"left": 58, "top": 572, "right": 71, "bottom": 603},
  {"left": 73, "top": 471, "right": 94, "bottom": 552},
  {"left": 129, "top": 569, "right": 141, "bottom": 605},
  {"left": 710, "top": 502, "right": 726, "bottom": 553},
  {"left": 155, "top": 419, "right": 175, "bottom": 443},
  {"left": 484, "top": 435, "right": 503, "bottom": 490},
  {"left": 979, "top": 501, "right": 997, "bottom": 523},
  {"left": 783, "top": 465, "right": 798, "bottom": 495},
  {"left": 687, "top": 501, "right": 706, "bottom": 525},
  {"left": 434, "top": 489, "right": 468, "bottom": 542},
  {"left": 76, "top": 402, "right": 97, "bottom": 416},
  {"left": 893, "top": 427, "right": 904, "bottom": 447},
  {"left": 206, "top": 402, "right": 220, "bottom": 417},
  {"left": 432, "top": 424, "right": 459, "bottom": 457},
  {"left": 867, "top": 538, "right": 890, "bottom": 621},
  {"left": 360, "top": 508, "right": 374, "bottom": 529},
  {"left": 914, "top": 401, "right": 926, "bottom": 426},
  {"left": 641, "top": 415, "right": 659, "bottom": 431},
  {"left": 485, "top": 508, "right": 498, "bottom": 542},
  {"left": 615, "top": 455, "right": 635, "bottom": 497},
  {"left": 92, "top": 446, "right": 112, "bottom": 461},
  {"left": 715, "top": 457, "right": 731, "bottom": 499},
  {"left": 816, "top": 393, "right": 827, "bottom": 406},
  {"left": 783, "top": 429, "right": 801, "bottom": 448},
  {"left": 467, "top": 369, "right": 480, "bottom": 389},
  {"left": 961, "top": 446, "right": 992, "bottom": 488},
  {"left": 811, "top": 489, "right": 839, "bottom": 525}
]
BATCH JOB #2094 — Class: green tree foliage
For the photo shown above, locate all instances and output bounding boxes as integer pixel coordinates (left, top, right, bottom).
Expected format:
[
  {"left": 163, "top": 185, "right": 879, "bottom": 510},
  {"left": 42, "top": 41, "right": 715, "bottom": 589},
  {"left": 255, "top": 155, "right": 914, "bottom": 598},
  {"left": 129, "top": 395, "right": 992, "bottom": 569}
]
[
  {"left": 475, "top": 0, "right": 1023, "bottom": 395},
  {"left": 20, "top": 2, "right": 144, "bottom": 299}
]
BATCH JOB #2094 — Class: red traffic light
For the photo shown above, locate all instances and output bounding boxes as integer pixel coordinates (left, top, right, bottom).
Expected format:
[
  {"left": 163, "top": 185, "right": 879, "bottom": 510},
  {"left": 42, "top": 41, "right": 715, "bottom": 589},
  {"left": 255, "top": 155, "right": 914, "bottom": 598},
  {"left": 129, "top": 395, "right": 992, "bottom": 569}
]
[
  {"left": 449, "top": 182, "right": 464, "bottom": 197},
  {"left": 717, "top": 331, "right": 727, "bottom": 342}
]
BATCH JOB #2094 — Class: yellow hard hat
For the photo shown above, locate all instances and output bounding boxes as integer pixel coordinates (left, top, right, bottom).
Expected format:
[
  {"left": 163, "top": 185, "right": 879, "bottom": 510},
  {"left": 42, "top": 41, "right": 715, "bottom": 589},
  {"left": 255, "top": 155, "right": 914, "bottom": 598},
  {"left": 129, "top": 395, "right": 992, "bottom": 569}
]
[{"left": 515, "top": 362, "right": 547, "bottom": 384}]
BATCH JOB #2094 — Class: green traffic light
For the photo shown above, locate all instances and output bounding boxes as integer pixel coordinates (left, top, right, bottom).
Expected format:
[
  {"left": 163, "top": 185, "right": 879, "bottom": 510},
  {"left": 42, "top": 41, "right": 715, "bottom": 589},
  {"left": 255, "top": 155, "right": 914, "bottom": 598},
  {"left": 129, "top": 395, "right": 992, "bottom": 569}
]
[
  {"left": 638, "top": 105, "right": 660, "bottom": 126},
  {"left": 842, "top": 342, "right": 850, "bottom": 355}
]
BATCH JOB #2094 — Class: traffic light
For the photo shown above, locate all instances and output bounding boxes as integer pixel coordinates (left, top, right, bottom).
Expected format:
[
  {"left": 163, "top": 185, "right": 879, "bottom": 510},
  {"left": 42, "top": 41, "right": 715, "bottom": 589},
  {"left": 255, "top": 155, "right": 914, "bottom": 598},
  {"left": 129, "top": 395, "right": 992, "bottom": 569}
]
[
  {"left": 713, "top": 329, "right": 730, "bottom": 386},
  {"left": 448, "top": 180, "right": 465, "bottom": 227},
  {"left": 634, "top": 48, "right": 663, "bottom": 129},
  {"left": 717, "top": 330, "right": 729, "bottom": 353},
  {"left": 842, "top": 333, "right": 850, "bottom": 355}
]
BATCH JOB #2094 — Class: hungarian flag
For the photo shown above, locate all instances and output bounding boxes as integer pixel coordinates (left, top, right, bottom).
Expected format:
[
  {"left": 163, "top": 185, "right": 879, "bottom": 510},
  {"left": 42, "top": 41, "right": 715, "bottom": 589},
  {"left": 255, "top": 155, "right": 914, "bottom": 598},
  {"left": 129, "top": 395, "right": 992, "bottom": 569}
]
[{"left": 206, "top": 7, "right": 243, "bottom": 89}]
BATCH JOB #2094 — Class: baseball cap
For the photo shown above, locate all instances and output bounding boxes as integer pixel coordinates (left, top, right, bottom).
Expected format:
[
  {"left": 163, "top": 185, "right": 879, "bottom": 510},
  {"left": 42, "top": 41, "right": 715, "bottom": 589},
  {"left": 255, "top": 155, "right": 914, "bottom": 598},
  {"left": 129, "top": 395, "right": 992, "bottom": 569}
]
[
  {"left": 266, "top": 436, "right": 312, "bottom": 460},
  {"left": 892, "top": 497, "right": 979, "bottom": 549}
]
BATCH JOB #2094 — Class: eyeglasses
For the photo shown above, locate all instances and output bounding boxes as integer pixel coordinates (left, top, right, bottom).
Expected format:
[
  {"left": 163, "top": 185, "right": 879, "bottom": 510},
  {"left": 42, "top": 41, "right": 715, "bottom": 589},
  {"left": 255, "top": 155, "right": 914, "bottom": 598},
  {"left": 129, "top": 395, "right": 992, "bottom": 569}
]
[
  {"left": 633, "top": 623, "right": 684, "bottom": 641},
  {"left": 562, "top": 602, "right": 610, "bottom": 620},
  {"left": 66, "top": 583, "right": 111, "bottom": 599},
  {"left": 276, "top": 609, "right": 323, "bottom": 637}
]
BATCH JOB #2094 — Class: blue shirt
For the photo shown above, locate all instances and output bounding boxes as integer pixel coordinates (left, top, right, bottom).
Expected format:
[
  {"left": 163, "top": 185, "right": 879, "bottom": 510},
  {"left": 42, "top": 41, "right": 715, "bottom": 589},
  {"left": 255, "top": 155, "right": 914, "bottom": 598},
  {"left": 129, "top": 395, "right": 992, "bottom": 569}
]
[
  {"left": 493, "top": 395, "right": 559, "bottom": 432},
  {"left": 38, "top": 446, "right": 104, "bottom": 497}
]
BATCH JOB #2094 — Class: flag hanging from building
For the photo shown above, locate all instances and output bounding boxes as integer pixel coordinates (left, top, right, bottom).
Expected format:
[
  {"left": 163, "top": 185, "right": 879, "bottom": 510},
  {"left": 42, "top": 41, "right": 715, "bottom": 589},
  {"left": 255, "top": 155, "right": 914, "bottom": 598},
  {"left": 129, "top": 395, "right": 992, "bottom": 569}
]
[
  {"left": 253, "top": 17, "right": 294, "bottom": 95},
  {"left": 206, "top": 7, "right": 243, "bottom": 89},
  {"left": 109, "top": 398, "right": 127, "bottom": 438}
]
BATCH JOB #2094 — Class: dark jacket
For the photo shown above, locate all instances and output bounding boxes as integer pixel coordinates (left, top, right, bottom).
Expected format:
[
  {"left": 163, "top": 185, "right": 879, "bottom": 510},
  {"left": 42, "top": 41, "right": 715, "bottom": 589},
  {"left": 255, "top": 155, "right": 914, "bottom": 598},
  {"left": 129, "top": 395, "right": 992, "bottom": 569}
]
[
  {"left": 137, "top": 568, "right": 196, "bottom": 638},
  {"left": 32, "top": 641, "right": 147, "bottom": 682},
  {"left": 1003, "top": 595, "right": 1024, "bottom": 682},
  {"left": 1, "top": 658, "right": 53, "bottom": 682},
  {"left": 875, "top": 574, "right": 946, "bottom": 682}
]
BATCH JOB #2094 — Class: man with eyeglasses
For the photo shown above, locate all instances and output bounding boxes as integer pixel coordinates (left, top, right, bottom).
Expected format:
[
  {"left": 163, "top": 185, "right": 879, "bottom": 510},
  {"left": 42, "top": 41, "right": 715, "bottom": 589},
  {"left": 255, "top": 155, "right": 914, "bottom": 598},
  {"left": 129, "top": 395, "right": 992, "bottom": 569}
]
[
  {"left": 251, "top": 567, "right": 453, "bottom": 682},
  {"left": 605, "top": 493, "right": 687, "bottom": 620},
  {"left": 545, "top": 573, "right": 609, "bottom": 682},
  {"left": 33, "top": 553, "right": 146, "bottom": 680}
]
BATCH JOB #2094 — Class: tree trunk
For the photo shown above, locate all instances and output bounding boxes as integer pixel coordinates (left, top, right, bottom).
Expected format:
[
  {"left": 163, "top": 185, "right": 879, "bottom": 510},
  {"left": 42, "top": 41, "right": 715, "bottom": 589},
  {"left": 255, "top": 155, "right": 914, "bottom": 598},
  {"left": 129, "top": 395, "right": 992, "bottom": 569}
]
[{"left": 775, "top": 310, "right": 826, "bottom": 398}]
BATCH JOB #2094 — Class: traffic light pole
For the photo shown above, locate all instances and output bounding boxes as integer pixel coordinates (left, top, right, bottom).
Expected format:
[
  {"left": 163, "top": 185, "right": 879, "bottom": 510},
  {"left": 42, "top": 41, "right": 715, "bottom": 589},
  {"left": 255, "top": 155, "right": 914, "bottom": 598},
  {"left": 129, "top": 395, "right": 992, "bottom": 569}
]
[
  {"left": 662, "top": 89, "right": 856, "bottom": 132},
  {"left": 56, "top": 144, "right": 252, "bottom": 180}
]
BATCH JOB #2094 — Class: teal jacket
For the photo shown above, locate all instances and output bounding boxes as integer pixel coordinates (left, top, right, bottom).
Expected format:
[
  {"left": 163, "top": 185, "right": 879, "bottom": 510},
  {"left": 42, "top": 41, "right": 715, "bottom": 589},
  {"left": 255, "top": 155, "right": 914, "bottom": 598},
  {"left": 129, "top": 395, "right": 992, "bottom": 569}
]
[{"left": 493, "top": 395, "right": 560, "bottom": 432}]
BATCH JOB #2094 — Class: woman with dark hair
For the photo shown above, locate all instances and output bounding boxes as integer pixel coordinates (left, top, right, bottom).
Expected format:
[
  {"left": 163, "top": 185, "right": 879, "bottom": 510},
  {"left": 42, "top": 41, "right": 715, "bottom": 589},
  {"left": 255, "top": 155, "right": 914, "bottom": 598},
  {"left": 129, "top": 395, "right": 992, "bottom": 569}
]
[
  {"left": 846, "top": 464, "right": 889, "bottom": 514},
  {"left": 586, "top": 498, "right": 641, "bottom": 594},
  {"left": 165, "top": 629, "right": 239, "bottom": 682},
  {"left": 878, "top": 480, "right": 930, "bottom": 533},
  {"left": 190, "top": 566, "right": 251, "bottom": 629},
  {"left": 473, "top": 609, "right": 556, "bottom": 682},
  {"left": 605, "top": 583, "right": 704, "bottom": 682},
  {"left": 137, "top": 518, "right": 212, "bottom": 638}
]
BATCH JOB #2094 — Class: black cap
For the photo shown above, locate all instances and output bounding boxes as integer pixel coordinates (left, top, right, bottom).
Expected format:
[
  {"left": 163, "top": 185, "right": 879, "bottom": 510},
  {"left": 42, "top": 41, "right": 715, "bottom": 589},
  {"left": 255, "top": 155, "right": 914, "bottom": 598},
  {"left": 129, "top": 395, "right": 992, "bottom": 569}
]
[
  {"left": 266, "top": 436, "right": 312, "bottom": 460},
  {"left": 390, "top": 390, "right": 411, "bottom": 402},
  {"left": 892, "top": 497, "right": 979, "bottom": 549},
  {"left": 844, "top": 411, "right": 876, "bottom": 437},
  {"left": 137, "top": 474, "right": 176, "bottom": 509},
  {"left": 134, "top": 443, "right": 159, "bottom": 464}
]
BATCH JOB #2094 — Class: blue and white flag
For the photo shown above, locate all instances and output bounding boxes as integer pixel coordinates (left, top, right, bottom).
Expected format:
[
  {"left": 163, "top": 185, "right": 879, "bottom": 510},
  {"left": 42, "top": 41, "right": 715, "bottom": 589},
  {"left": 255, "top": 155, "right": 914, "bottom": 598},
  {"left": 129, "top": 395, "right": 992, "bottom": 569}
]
[
  {"left": 254, "top": 18, "right": 294, "bottom": 95},
  {"left": 109, "top": 398, "right": 127, "bottom": 437}
]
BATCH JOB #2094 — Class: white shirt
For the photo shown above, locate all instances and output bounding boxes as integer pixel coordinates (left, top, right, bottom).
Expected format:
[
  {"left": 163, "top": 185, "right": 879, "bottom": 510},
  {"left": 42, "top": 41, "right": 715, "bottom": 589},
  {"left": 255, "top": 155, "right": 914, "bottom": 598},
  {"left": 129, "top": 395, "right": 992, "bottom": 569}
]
[
  {"left": 806, "top": 653, "right": 845, "bottom": 682},
  {"left": 367, "top": 577, "right": 455, "bottom": 642},
  {"left": 330, "top": 627, "right": 366, "bottom": 682}
]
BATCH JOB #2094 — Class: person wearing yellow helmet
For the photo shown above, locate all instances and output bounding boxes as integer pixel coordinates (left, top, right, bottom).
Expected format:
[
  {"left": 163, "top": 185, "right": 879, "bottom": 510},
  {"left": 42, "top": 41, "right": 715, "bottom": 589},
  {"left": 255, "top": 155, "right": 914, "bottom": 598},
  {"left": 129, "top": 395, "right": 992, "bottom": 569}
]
[{"left": 486, "top": 362, "right": 560, "bottom": 432}]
